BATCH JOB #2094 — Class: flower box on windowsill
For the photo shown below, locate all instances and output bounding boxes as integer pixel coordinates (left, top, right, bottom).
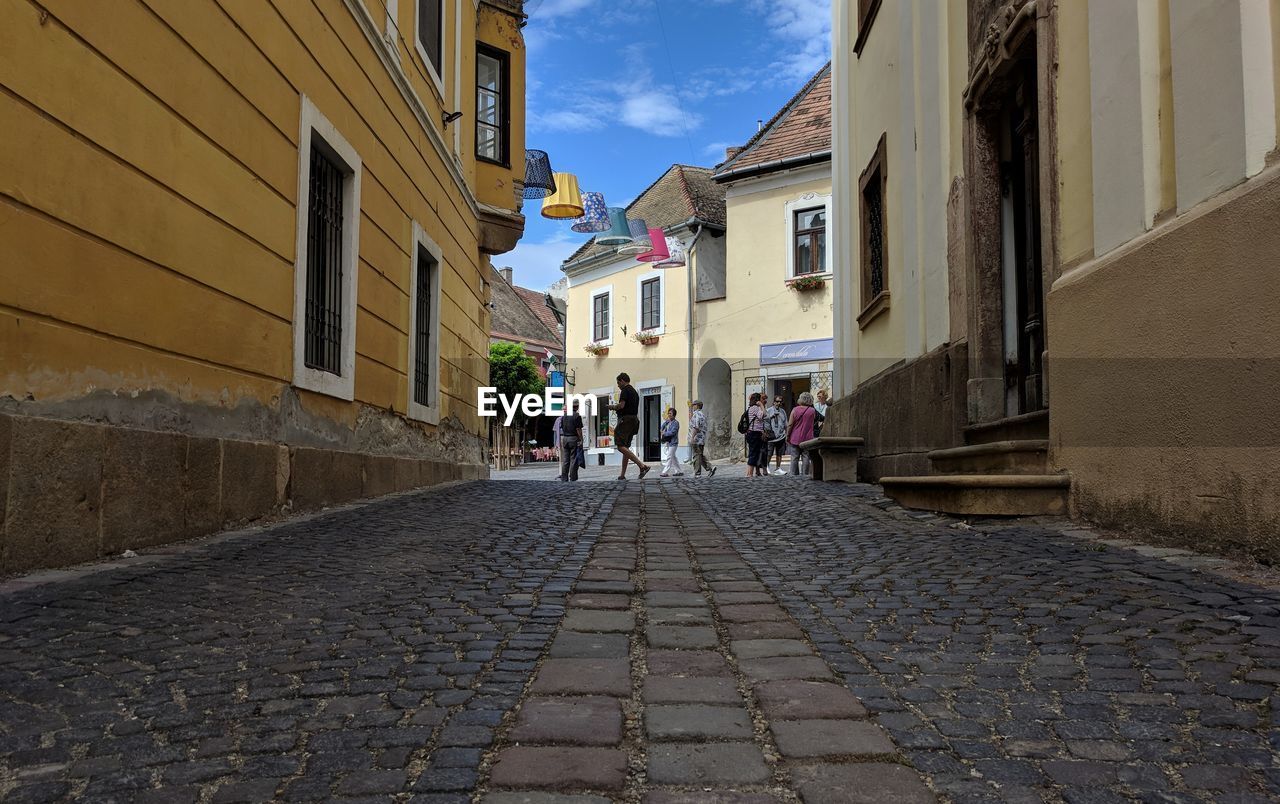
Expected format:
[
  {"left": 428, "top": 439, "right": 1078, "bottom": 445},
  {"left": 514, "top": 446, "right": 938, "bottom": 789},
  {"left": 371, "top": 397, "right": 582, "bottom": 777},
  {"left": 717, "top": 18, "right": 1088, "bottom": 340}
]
[
  {"left": 631, "top": 330, "right": 660, "bottom": 346},
  {"left": 788, "top": 274, "right": 829, "bottom": 292},
  {"left": 583, "top": 343, "right": 610, "bottom": 357}
]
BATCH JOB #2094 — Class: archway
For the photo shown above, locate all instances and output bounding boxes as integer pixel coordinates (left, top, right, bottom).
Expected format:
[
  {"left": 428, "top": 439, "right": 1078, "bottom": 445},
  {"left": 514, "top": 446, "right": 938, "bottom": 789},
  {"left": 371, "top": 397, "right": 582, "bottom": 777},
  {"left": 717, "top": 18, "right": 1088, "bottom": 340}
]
[{"left": 697, "top": 358, "right": 733, "bottom": 460}]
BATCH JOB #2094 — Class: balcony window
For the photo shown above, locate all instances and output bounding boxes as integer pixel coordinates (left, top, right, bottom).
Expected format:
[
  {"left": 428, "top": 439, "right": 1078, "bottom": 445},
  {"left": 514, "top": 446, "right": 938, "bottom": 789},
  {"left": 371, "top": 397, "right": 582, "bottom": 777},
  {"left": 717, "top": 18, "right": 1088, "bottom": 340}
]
[{"left": 476, "top": 46, "right": 509, "bottom": 165}]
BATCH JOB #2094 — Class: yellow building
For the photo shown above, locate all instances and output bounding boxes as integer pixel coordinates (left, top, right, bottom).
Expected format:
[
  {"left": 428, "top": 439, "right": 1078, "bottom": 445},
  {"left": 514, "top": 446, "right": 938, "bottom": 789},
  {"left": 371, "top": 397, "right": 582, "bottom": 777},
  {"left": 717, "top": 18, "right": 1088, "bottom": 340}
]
[
  {"left": 831, "top": 0, "right": 1280, "bottom": 559},
  {"left": 561, "top": 165, "right": 726, "bottom": 467},
  {"left": 702, "top": 64, "right": 834, "bottom": 459},
  {"left": 0, "top": 0, "right": 529, "bottom": 573}
]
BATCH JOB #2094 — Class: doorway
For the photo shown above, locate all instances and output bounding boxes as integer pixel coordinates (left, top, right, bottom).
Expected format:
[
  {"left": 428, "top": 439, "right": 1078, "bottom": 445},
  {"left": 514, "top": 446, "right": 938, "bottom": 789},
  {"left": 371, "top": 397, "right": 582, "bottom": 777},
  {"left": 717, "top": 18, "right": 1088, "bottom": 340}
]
[
  {"left": 642, "top": 393, "right": 662, "bottom": 462},
  {"left": 771, "top": 377, "right": 811, "bottom": 413}
]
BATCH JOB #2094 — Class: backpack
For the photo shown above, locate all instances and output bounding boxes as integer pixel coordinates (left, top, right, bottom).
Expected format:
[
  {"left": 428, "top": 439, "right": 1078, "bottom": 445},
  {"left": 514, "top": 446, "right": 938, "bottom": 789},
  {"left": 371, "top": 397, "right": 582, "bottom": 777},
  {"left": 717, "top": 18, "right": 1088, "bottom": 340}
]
[{"left": 737, "top": 409, "right": 750, "bottom": 434}]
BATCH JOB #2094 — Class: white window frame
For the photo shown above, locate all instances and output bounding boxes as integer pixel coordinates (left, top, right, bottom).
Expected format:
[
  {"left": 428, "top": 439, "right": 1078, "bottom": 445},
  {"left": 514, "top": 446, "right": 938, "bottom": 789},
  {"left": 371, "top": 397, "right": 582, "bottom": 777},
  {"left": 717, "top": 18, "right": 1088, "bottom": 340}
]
[
  {"left": 414, "top": 0, "right": 448, "bottom": 99},
  {"left": 785, "top": 192, "right": 833, "bottom": 280},
  {"left": 293, "top": 95, "right": 362, "bottom": 401},
  {"left": 408, "top": 221, "right": 444, "bottom": 424},
  {"left": 590, "top": 285, "right": 614, "bottom": 346},
  {"left": 635, "top": 270, "right": 666, "bottom": 335}
]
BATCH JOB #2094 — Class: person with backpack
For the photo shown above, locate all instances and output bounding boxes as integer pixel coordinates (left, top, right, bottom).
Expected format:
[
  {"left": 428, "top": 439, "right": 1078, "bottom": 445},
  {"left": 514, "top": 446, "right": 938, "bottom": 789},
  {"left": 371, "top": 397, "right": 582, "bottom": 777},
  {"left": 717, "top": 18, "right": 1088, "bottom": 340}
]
[
  {"left": 557, "top": 399, "right": 585, "bottom": 482},
  {"left": 741, "top": 392, "right": 767, "bottom": 477}
]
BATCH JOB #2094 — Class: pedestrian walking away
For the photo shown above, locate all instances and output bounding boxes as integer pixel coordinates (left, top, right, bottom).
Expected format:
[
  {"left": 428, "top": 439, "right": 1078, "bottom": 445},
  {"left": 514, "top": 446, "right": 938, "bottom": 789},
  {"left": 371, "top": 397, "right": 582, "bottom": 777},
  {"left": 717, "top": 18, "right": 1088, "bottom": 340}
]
[
  {"left": 766, "top": 395, "right": 789, "bottom": 475},
  {"left": 786, "top": 391, "right": 819, "bottom": 477},
  {"left": 606, "top": 372, "right": 651, "bottom": 480},
  {"left": 659, "top": 407, "right": 683, "bottom": 477},
  {"left": 688, "top": 400, "right": 716, "bottom": 477},
  {"left": 557, "top": 401, "right": 584, "bottom": 482},
  {"left": 744, "top": 392, "right": 767, "bottom": 477}
]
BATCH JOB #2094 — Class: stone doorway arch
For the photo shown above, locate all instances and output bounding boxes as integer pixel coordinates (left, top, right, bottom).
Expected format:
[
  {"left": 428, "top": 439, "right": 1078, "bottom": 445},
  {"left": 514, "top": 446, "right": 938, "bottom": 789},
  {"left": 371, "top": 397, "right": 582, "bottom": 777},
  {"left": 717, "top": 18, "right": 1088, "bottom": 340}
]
[{"left": 697, "top": 358, "right": 733, "bottom": 460}]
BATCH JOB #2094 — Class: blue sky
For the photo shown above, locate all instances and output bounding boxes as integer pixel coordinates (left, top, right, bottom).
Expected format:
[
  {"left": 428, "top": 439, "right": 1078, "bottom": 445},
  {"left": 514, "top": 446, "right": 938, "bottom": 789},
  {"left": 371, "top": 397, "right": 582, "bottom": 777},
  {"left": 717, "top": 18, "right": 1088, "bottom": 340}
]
[{"left": 501, "top": 0, "right": 832, "bottom": 290}]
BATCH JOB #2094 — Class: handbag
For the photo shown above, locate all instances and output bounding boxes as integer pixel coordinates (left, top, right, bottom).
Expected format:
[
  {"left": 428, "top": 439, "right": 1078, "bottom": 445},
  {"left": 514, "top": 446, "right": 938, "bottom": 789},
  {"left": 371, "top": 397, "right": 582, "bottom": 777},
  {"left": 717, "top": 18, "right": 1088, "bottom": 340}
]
[{"left": 575, "top": 443, "right": 586, "bottom": 469}]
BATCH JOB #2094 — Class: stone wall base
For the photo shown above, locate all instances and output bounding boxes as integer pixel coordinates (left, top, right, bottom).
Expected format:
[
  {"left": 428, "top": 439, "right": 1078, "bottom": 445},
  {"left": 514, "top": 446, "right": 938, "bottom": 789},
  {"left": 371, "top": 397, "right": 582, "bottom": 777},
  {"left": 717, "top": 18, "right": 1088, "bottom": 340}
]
[
  {"left": 825, "top": 343, "right": 970, "bottom": 481},
  {"left": 0, "top": 413, "right": 485, "bottom": 575}
]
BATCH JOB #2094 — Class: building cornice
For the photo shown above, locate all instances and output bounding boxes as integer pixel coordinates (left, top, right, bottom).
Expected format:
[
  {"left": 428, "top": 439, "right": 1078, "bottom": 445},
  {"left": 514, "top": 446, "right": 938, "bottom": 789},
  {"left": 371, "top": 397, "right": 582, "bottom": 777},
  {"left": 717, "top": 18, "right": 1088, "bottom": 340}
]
[{"left": 712, "top": 150, "right": 832, "bottom": 184}]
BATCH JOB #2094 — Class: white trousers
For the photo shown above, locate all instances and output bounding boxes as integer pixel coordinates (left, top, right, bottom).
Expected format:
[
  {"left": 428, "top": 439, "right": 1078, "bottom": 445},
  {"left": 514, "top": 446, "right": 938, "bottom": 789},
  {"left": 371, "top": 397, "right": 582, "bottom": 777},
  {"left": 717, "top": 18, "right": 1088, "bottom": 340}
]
[{"left": 661, "top": 442, "right": 682, "bottom": 475}]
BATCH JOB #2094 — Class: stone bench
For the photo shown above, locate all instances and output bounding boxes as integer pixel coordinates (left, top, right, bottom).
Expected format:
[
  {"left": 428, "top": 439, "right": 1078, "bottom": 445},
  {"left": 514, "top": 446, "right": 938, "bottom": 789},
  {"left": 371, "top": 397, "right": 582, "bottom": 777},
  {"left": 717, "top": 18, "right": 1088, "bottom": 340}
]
[{"left": 797, "top": 437, "right": 865, "bottom": 482}]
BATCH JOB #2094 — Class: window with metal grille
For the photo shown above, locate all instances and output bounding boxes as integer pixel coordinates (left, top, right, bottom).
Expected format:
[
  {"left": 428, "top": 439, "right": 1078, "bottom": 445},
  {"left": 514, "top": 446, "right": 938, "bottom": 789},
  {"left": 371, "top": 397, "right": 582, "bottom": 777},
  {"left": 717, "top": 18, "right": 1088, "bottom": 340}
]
[
  {"left": 476, "top": 46, "right": 508, "bottom": 164},
  {"left": 859, "top": 134, "right": 888, "bottom": 315},
  {"left": 592, "top": 292, "right": 609, "bottom": 342},
  {"left": 413, "top": 246, "right": 436, "bottom": 407},
  {"left": 304, "top": 145, "right": 345, "bottom": 375},
  {"left": 793, "top": 208, "right": 826, "bottom": 276},
  {"left": 417, "top": 0, "right": 443, "bottom": 81},
  {"left": 640, "top": 277, "right": 661, "bottom": 331}
]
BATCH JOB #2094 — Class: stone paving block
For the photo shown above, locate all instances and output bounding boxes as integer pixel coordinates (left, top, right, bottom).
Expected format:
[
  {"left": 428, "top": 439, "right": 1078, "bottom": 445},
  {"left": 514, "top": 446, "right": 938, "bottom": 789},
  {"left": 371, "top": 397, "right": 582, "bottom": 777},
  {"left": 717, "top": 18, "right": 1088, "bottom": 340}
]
[
  {"left": 549, "top": 632, "right": 629, "bottom": 659},
  {"left": 644, "top": 793, "right": 783, "bottom": 804},
  {"left": 489, "top": 747, "right": 626, "bottom": 791},
  {"left": 770, "top": 720, "right": 896, "bottom": 758},
  {"left": 731, "top": 639, "right": 813, "bottom": 659},
  {"left": 754, "top": 681, "right": 867, "bottom": 720},
  {"left": 646, "top": 592, "right": 706, "bottom": 607},
  {"left": 509, "top": 697, "right": 622, "bottom": 746},
  {"left": 648, "top": 650, "right": 731, "bottom": 677},
  {"left": 715, "top": 592, "right": 775, "bottom": 605},
  {"left": 562, "top": 610, "right": 635, "bottom": 633},
  {"left": 575, "top": 581, "right": 636, "bottom": 594},
  {"left": 566, "top": 593, "right": 631, "bottom": 610},
  {"left": 646, "top": 743, "right": 771, "bottom": 786},
  {"left": 646, "top": 579, "right": 701, "bottom": 592},
  {"left": 718, "top": 604, "right": 791, "bottom": 623},
  {"left": 483, "top": 794, "right": 613, "bottom": 804},
  {"left": 530, "top": 659, "right": 631, "bottom": 697},
  {"left": 791, "top": 763, "right": 936, "bottom": 803},
  {"left": 647, "top": 705, "right": 753, "bottom": 741},
  {"left": 646, "top": 626, "right": 719, "bottom": 650},
  {"left": 726, "top": 621, "right": 806, "bottom": 640},
  {"left": 580, "top": 569, "right": 629, "bottom": 582},
  {"left": 739, "top": 656, "right": 834, "bottom": 682},
  {"left": 647, "top": 607, "right": 713, "bottom": 626},
  {"left": 644, "top": 676, "right": 742, "bottom": 705}
]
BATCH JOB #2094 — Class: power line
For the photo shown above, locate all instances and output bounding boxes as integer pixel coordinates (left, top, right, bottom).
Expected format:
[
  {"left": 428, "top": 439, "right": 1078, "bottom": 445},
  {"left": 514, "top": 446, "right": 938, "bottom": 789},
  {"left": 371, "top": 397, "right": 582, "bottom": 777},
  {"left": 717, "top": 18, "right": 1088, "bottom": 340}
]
[{"left": 653, "top": 0, "right": 698, "bottom": 164}]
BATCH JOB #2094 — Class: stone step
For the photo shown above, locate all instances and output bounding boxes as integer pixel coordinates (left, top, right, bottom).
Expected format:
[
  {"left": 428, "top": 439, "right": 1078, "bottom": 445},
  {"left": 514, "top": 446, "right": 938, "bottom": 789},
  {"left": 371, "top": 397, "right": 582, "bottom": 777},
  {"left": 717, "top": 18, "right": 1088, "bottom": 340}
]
[
  {"left": 879, "top": 473, "right": 1070, "bottom": 517},
  {"left": 963, "top": 409, "right": 1049, "bottom": 445},
  {"left": 927, "top": 439, "right": 1050, "bottom": 475}
]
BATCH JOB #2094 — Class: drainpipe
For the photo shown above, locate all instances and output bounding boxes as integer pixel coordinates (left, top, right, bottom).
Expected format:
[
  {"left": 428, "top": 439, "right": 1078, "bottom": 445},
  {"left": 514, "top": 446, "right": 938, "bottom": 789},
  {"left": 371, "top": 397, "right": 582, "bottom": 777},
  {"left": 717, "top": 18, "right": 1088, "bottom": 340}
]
[{"left": 678, "top": 218, "right": 705, "bottom": 410}]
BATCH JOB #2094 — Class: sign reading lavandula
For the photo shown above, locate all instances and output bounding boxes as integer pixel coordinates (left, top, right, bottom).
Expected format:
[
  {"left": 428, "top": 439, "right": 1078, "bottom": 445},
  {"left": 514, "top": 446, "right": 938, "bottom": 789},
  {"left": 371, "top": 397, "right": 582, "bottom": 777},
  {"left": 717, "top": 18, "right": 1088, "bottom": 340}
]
[{"left": 759, "top": 338, "right": 835, "bottom": 366}]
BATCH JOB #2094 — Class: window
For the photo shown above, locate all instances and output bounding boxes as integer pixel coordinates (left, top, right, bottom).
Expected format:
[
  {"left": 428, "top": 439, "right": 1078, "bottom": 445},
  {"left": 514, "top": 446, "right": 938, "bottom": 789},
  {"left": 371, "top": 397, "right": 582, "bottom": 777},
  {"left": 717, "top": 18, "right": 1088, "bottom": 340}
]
[
  {"left": 640, "top": 278, "right": 661, "bottom": 331},
  {"left": 592, "top": 291, "right": 611, "bottom": 343},
  {"left": 409, "top": 222, "right": 443, "bottom": 423},
  {"left": 293, "top": 96, "right": 361, "bottom": 400},
  {"left": 793, "top": 208, "right": 827, "bottom": 276},
  {"left": 416, "top": 0, "right": 444, "bottom": 88},
  {"left": 857, "top": 134, "right": 889, "bottom": 328},
  {"left": 854, "top": 0, "right": 883, "bottom": 55},
  {"left": 476, "top": 46, "right": 509, "bottom": 165}
]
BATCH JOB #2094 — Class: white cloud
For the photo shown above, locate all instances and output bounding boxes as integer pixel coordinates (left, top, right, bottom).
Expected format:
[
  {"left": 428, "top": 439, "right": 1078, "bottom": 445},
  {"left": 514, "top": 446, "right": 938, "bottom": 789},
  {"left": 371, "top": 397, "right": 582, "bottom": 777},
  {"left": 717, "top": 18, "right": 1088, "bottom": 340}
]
[
  {"left": 620, "top": 91, "right": 703, "bottom": 137},
  {"left": 527, "top": 0, "right": 597, "bottom": 20},
  {"left": 501, "top": 230, "right": 585, "bottom": 289},
  {"left": 752, "top": 0, "right": 832, "bottom": 81}
]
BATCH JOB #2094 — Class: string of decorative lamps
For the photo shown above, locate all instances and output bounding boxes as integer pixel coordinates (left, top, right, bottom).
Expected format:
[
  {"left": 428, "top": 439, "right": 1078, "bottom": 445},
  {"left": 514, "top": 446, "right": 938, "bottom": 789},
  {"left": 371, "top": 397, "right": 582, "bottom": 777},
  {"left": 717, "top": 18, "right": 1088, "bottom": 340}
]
[{"left": 520, "top": 149, "right": 687, "bottom": 268}]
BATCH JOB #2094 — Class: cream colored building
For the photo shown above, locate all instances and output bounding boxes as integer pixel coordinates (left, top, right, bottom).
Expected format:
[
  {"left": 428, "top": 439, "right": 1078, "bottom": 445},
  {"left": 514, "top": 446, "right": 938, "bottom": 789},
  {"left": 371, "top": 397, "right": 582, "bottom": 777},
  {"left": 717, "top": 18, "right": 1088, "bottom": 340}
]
[
  {"left": 700, "top": 65, "right": 835, "bottom": 459},
  {"left": 561, "top": 165, "right": 726, "bottom": 466},
  {"left": 830, "top": 0, "right": 1280, "bottom": 560}
]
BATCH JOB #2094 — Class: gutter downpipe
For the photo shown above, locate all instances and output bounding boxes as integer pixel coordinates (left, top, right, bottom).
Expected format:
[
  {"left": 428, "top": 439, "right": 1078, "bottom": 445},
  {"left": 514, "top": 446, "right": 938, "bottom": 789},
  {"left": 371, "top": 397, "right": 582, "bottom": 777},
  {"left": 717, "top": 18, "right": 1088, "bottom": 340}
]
[{"left": 684, "top": 219, "right": 704, "bottom": 412}]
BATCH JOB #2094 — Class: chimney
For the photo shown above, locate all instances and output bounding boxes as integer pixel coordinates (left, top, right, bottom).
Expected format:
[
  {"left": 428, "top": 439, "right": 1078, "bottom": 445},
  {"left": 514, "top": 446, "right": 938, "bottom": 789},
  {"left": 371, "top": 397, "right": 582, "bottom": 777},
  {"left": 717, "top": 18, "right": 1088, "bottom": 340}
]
[
  {"left": 756, "top": 119, "right": 764, "bottom": 132},
  {"left": 725, "top": 146, "right": 744, "bottom": 161},
  {"left": 499, "top": 267, "right": 513, "bottom": 284}
]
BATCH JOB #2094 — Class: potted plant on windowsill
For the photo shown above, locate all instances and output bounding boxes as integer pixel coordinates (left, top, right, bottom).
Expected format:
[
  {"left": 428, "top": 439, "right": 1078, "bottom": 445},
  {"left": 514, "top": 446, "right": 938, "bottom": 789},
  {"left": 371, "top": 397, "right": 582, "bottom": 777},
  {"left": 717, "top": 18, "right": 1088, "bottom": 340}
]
[
  {"left": 583, "top": 342, "right": 609, "bottom": 357},
  {"left": 788, "top": 274, "right": 828, "bottom": 292},
  {"left": 631, "top": 330, "right": 660, "bottom": 346}
]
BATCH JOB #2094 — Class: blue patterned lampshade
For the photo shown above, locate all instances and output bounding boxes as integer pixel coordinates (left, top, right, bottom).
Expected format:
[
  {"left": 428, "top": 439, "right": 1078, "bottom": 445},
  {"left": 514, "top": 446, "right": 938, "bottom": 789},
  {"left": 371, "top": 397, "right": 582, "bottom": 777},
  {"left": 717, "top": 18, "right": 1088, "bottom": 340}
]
[
  {"left": 521, "top": 149, "right": 556, "bottom": 199},
  {"left": 571, "top": 192, "right": 610, "bottom": 233},
  {"left": 655, "top": 236, "right": 687, "bottom": 268},
  {"left": 596, "top": 207, "right": 634, "bottom": 246},
  {"left": 618, "top": 219, "right": 653, "bottom": 255}
]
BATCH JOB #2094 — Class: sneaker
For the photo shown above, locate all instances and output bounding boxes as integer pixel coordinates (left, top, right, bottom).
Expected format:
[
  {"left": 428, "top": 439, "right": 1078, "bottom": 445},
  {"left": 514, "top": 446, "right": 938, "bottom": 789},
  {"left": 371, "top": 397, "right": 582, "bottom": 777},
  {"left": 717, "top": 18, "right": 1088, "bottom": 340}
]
[
  {"left": 709, "top": 467, "right": 717, "bottom": 477},
  {"left": 660, "top": 473, "right": 669, "bottom": 478}
]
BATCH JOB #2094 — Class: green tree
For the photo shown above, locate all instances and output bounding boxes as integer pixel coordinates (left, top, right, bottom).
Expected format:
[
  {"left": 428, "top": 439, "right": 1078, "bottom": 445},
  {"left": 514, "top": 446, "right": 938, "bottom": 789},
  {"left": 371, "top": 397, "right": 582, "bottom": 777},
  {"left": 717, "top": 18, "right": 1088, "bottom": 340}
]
[{"left": 489, "top": 341, "right": 544, "bottom": 426}]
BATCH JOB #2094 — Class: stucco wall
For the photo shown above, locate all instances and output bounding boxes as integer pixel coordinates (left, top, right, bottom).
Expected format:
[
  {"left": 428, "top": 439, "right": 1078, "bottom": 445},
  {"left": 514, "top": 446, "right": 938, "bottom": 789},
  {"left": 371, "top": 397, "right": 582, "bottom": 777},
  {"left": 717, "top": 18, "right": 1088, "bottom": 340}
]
[{"left": 1048, "top": 165, "right": 1280, "bottom": 560}]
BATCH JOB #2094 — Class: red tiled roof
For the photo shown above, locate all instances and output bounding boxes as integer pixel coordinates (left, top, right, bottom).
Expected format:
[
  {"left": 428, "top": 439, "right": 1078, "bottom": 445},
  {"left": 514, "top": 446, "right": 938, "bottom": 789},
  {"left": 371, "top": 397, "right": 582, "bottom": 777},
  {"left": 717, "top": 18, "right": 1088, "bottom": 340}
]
[
  {"left": 512, "top": 284, "right": 562, "bottom": 338},
  {"left": 714, "top": 63, "right": 831, "bottom": 180}
]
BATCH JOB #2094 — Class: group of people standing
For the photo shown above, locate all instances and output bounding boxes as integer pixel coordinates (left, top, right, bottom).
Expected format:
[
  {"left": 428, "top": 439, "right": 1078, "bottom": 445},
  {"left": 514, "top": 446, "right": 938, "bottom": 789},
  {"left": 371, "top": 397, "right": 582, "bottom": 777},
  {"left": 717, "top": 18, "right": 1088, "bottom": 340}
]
[{"left": 742, "top": 389, "right": 828, "bottom": 478}]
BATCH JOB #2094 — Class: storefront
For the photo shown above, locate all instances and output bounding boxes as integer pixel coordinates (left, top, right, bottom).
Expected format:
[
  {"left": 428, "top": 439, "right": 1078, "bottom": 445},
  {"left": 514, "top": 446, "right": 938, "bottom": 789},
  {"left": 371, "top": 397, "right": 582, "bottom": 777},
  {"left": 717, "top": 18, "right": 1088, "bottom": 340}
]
[{"left": 745, "top": 338, "right": 834, "bottom": 409}]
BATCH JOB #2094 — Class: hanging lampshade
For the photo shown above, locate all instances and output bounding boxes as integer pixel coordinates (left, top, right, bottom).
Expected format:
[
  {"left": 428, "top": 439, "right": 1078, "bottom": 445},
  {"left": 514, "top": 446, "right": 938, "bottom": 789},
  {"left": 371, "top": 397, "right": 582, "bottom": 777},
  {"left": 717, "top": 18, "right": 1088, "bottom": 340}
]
[
  {"left": 571, "top": 192, "right": 610, "bottom": 233},
  {"left": 596, "top": 207, "right": 634, "bottom": 246},
  {"left": 655, "top": 236, "right": 687, "bottom": 268},
  {"left": 541, "top": 172, "right": 585, "bottom": 219},
  {"left": 636, "top": 227, "right": 671, "bottom": 262},
  {"left": 522, "top": 149, "right": 556, "bottom": 199},
  {"left": 618, "top": 219, "right": 653, "bottom": 255}
]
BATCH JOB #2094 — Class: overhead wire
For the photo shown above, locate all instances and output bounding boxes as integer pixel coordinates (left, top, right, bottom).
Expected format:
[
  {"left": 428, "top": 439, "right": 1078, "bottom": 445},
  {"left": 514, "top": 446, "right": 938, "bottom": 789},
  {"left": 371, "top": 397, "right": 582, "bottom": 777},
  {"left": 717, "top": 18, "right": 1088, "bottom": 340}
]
[{"left": 653, "top": 0, "right": 699, "bottom": 165}]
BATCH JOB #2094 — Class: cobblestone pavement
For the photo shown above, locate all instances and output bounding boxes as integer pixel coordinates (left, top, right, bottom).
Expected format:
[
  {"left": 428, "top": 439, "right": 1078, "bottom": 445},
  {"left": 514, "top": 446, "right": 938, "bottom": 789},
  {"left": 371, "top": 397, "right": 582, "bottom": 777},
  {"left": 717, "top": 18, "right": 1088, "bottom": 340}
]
[{"left": 1, "top": 478, "right": 1278, "bottom": 803}]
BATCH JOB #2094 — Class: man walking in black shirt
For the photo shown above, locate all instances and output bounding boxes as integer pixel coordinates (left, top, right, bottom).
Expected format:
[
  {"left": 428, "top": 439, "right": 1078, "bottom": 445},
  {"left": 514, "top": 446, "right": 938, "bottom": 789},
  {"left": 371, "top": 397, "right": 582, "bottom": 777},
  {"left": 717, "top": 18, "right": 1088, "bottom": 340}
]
[
  {"left": 606, "top": 372, "right": 651, "bottom": 480},
  {"left": 558, "top": 399, "right": 584, "bottom": 482}
]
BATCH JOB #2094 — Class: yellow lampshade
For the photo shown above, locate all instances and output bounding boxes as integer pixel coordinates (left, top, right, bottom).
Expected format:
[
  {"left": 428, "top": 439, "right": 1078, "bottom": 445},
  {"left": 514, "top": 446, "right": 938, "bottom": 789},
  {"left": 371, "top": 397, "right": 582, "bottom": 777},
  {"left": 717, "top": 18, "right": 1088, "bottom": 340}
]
[{"left": 541, "top": 172, "right": 584, "bottom": 220}]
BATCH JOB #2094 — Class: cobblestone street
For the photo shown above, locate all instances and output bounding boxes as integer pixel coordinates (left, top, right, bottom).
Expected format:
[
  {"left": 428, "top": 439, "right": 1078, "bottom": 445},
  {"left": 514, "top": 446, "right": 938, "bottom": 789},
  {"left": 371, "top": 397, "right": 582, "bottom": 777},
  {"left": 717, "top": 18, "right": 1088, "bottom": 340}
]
[{"left": 2, "top": 478, "right": 1278, "bottom": 803}]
